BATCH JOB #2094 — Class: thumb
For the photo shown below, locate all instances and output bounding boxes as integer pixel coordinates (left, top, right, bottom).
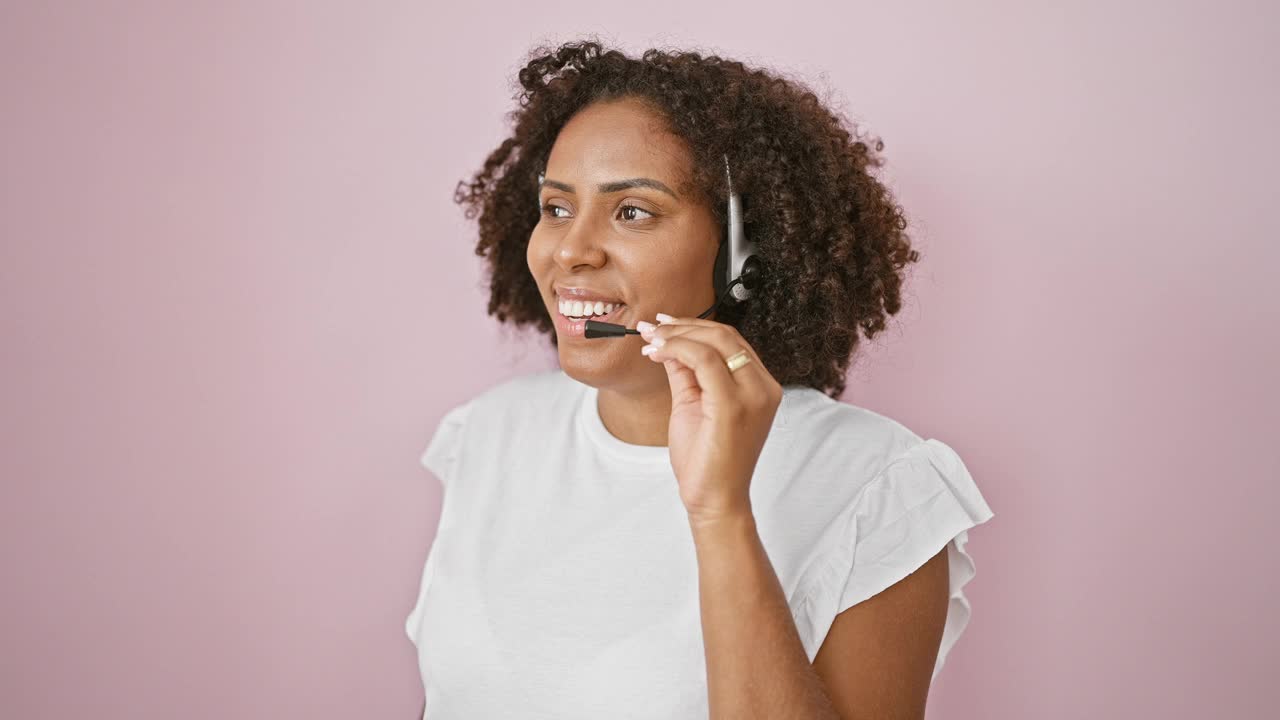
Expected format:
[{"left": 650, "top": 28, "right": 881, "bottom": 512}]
[{"left": 662, "top": 358, "right": 701, "bottom": 408}]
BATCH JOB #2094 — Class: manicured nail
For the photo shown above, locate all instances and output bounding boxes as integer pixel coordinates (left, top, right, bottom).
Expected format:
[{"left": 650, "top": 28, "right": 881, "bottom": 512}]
[
  {"left": 636, "top": 319, "right": 656, "bottom": 337},
  {"left": 641, "top": 344, "right": 658, "bottom": 356},
  {"left": 655, "top": 312, "right": 675, "bottom": 324},
  {"left": 647, "top": 335, "right": 666, "bottom": 347}
]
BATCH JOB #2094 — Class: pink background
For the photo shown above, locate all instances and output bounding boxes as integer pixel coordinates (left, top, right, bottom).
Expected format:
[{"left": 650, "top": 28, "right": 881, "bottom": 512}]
[{"left": 3, "top": 2, "right": 1276, "bottom": 718}]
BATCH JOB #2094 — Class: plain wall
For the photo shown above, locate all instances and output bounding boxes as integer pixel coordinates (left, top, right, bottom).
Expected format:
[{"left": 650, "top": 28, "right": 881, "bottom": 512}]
[{"left": 2, "top": 1, "right": 1276, "bottom": 718}]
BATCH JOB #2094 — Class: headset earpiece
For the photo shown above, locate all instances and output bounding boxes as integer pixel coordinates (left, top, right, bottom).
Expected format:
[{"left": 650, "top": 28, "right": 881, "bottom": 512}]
[
  {"left": 739, "top": 254, "right": 763, "bottom": 291},
  {"left": 720, "top": 155, "right": 762, "bottom": 306}
]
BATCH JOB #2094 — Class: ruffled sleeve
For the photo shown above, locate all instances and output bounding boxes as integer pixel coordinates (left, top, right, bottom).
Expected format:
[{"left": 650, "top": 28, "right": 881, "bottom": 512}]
[
  {"left": 417, "top": 399, "right": 473, "bottom": 490},
  {"left": 405, "top": 399, "right": 473, "bottom": 646},
  {"left": 793, "top": 438, "right": 995, "bottom": 680}
]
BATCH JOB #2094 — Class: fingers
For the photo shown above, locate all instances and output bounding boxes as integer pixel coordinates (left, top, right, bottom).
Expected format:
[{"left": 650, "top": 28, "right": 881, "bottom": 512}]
[
  {"left": 646, "top": 323, "right": 764, "bottom": 372},
  {"left": 638, "top": 316, "right": 778, "bottom": 408},
  {"left": 642, "top": 315, "right": 766, "bottom": 375},
  {"left": 658, "top": 351, "right": 701, "bottom": 407},
  {"left": 642, "top": 333, "right": 739, "bottom": 401}
]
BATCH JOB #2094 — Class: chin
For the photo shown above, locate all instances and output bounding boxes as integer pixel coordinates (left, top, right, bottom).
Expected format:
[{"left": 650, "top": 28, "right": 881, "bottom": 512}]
[{"left": 556, "top": 345, "right": 641, "bottom": 387}]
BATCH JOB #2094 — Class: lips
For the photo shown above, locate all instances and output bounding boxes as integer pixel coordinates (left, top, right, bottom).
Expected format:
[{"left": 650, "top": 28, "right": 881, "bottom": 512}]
[
  {"left": 553, "top": 302, "right": 626, "bottom": 339},
  {"left": 550, "top": 283, "right": 629, "bottom": 339},
  {"left": 553, "top": 284, "right": 625, "bottom": 304}
]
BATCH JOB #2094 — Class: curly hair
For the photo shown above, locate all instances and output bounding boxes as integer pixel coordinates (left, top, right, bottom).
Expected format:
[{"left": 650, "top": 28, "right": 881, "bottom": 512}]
[{"left": 454, "top": 38, "right": 921, "bottom": 399}]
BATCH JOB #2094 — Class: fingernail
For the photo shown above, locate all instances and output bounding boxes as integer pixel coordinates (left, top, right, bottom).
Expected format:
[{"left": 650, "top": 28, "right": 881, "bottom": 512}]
[
  {"left": 648, "top": 335, "right": 666, "bottom": 347},
  {"left": 641, "top": 344, "right": 658, "bottom": 356},
  {"left": 655, "top": 312, "right": 675, "bottom": 324},
  {"left": 636, "top": 319, "right": 656, "bottom": 337}
]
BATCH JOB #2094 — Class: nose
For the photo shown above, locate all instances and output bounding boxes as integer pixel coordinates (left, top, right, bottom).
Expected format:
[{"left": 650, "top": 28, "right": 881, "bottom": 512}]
[{"left": 552, "top": 212, "right": 608, "bottom": 272}]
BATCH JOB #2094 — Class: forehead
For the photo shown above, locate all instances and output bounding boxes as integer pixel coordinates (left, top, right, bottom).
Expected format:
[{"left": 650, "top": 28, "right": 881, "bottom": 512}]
[{"left": 545, "top": 97, "right": 693, "bottom": 186}]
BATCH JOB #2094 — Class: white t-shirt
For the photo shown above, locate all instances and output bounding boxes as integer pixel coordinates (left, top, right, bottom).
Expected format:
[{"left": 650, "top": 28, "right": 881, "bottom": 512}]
[{"left": 405, "top": 369, "right": 994, "bottom": 718}]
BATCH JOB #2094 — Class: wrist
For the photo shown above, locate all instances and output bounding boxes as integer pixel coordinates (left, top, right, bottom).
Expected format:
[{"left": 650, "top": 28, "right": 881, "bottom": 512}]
[{"left": 687, "top": 504, "right": 756, "bottom": 536}]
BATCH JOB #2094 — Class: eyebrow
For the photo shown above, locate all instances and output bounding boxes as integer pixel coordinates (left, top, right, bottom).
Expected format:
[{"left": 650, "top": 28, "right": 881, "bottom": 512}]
[{"left": 540, "top": 177, "right": 678, "bottom": 199}]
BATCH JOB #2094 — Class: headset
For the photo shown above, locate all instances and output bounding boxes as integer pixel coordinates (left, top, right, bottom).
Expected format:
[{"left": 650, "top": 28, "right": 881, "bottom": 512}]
[{"left": 538, "top": 154, "right": 763, "bottom": 339}]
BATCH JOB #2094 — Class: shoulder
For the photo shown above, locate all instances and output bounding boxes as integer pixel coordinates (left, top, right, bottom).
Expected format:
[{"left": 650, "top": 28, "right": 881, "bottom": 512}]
[
  {"left": 441, "top": 368, "right": 582, "bottom": 425},
  {"left": 778, "top": 392, "right": 995, "bottom": 563},
  {"left": 774, "top": 391, "right": 995, "bottom": 672},
  {"left": 486, "top": 367, "right": 573, "bottom": 395},
  {"left": 419, "top": 369, "right": 581, "bottom": 483},
  {"left": 774, "top": 386, "right": 928, "bottom": 477}
]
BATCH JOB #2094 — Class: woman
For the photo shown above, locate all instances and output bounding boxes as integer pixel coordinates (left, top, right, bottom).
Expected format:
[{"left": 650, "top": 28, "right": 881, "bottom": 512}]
[{"left": 405, "top": 39, "right": 995, "bottom": 719}]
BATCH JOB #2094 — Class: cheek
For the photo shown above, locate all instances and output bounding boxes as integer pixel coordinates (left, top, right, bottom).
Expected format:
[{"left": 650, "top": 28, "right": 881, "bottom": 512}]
[
  {"left": 665, "top": 239, "right": 717, "bottom": 288},
  {"left": 526, "top": 228, "right": 550, "bottom": 274},
  {"left": 615, "top": 245, "right": 701, "bottom": 302}
]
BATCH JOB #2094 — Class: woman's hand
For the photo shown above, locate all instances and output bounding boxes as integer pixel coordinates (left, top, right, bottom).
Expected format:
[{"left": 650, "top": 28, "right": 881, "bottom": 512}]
[{"left": 636, "top": 313, "right": 783, "bottom": 525}]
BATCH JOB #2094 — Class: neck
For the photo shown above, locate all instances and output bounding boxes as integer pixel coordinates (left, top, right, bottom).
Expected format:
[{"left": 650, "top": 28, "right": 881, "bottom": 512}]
[{"left": 595, "top": 380, "right": 673, "bottom": 447}]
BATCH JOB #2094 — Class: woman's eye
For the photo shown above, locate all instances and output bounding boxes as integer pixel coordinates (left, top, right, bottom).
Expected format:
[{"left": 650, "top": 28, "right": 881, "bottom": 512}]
[
  {"left": 541, "top": 203, "right": 569, "bottom": 219},
  {"left": 618, "top": 204, "right": 654, "bottom": 222},
  {"left": 539, "top": 203, "right": 652, "bottom": 222}
]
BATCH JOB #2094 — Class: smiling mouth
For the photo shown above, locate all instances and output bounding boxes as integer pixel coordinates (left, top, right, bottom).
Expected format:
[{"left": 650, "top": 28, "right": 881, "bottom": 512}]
[{"left": 562, "top": 305, "right": 625, "bottom": 321}]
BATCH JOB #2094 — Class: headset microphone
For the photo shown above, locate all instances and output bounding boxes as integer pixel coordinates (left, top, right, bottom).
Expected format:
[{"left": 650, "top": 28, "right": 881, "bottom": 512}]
[{"left": 584, "top": 155, "right": 763, "bottom": 339}]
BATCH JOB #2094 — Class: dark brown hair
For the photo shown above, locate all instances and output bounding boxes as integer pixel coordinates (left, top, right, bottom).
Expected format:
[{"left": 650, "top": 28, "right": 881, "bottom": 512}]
[{"left": 455, "top": 38, "right": 920, "bottom": 399}]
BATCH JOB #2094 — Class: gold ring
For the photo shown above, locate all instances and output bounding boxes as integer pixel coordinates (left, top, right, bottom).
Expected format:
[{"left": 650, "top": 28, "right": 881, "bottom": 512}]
[{"left": 725, "top": 349, "right": 753, "bottom": 373}]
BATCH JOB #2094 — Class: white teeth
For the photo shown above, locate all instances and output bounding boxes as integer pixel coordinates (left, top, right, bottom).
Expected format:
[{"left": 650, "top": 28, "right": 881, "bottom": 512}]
[{"left": 557, "top": 296, "right": 622, "bottom": 318}]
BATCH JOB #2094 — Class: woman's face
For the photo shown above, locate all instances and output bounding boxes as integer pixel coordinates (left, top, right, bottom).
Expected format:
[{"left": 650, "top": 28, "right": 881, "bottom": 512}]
[{"left": 527, "top": 96, "right": 721, "bottom": 387}]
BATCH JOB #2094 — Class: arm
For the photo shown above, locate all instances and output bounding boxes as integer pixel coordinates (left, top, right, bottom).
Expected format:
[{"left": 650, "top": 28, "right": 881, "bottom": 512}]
[
  {"left": 812, "top": 545, "right": 950, "bottom": 720},
  {"left": 690, "top": 511, "right": 950, "bottom": 720}
]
